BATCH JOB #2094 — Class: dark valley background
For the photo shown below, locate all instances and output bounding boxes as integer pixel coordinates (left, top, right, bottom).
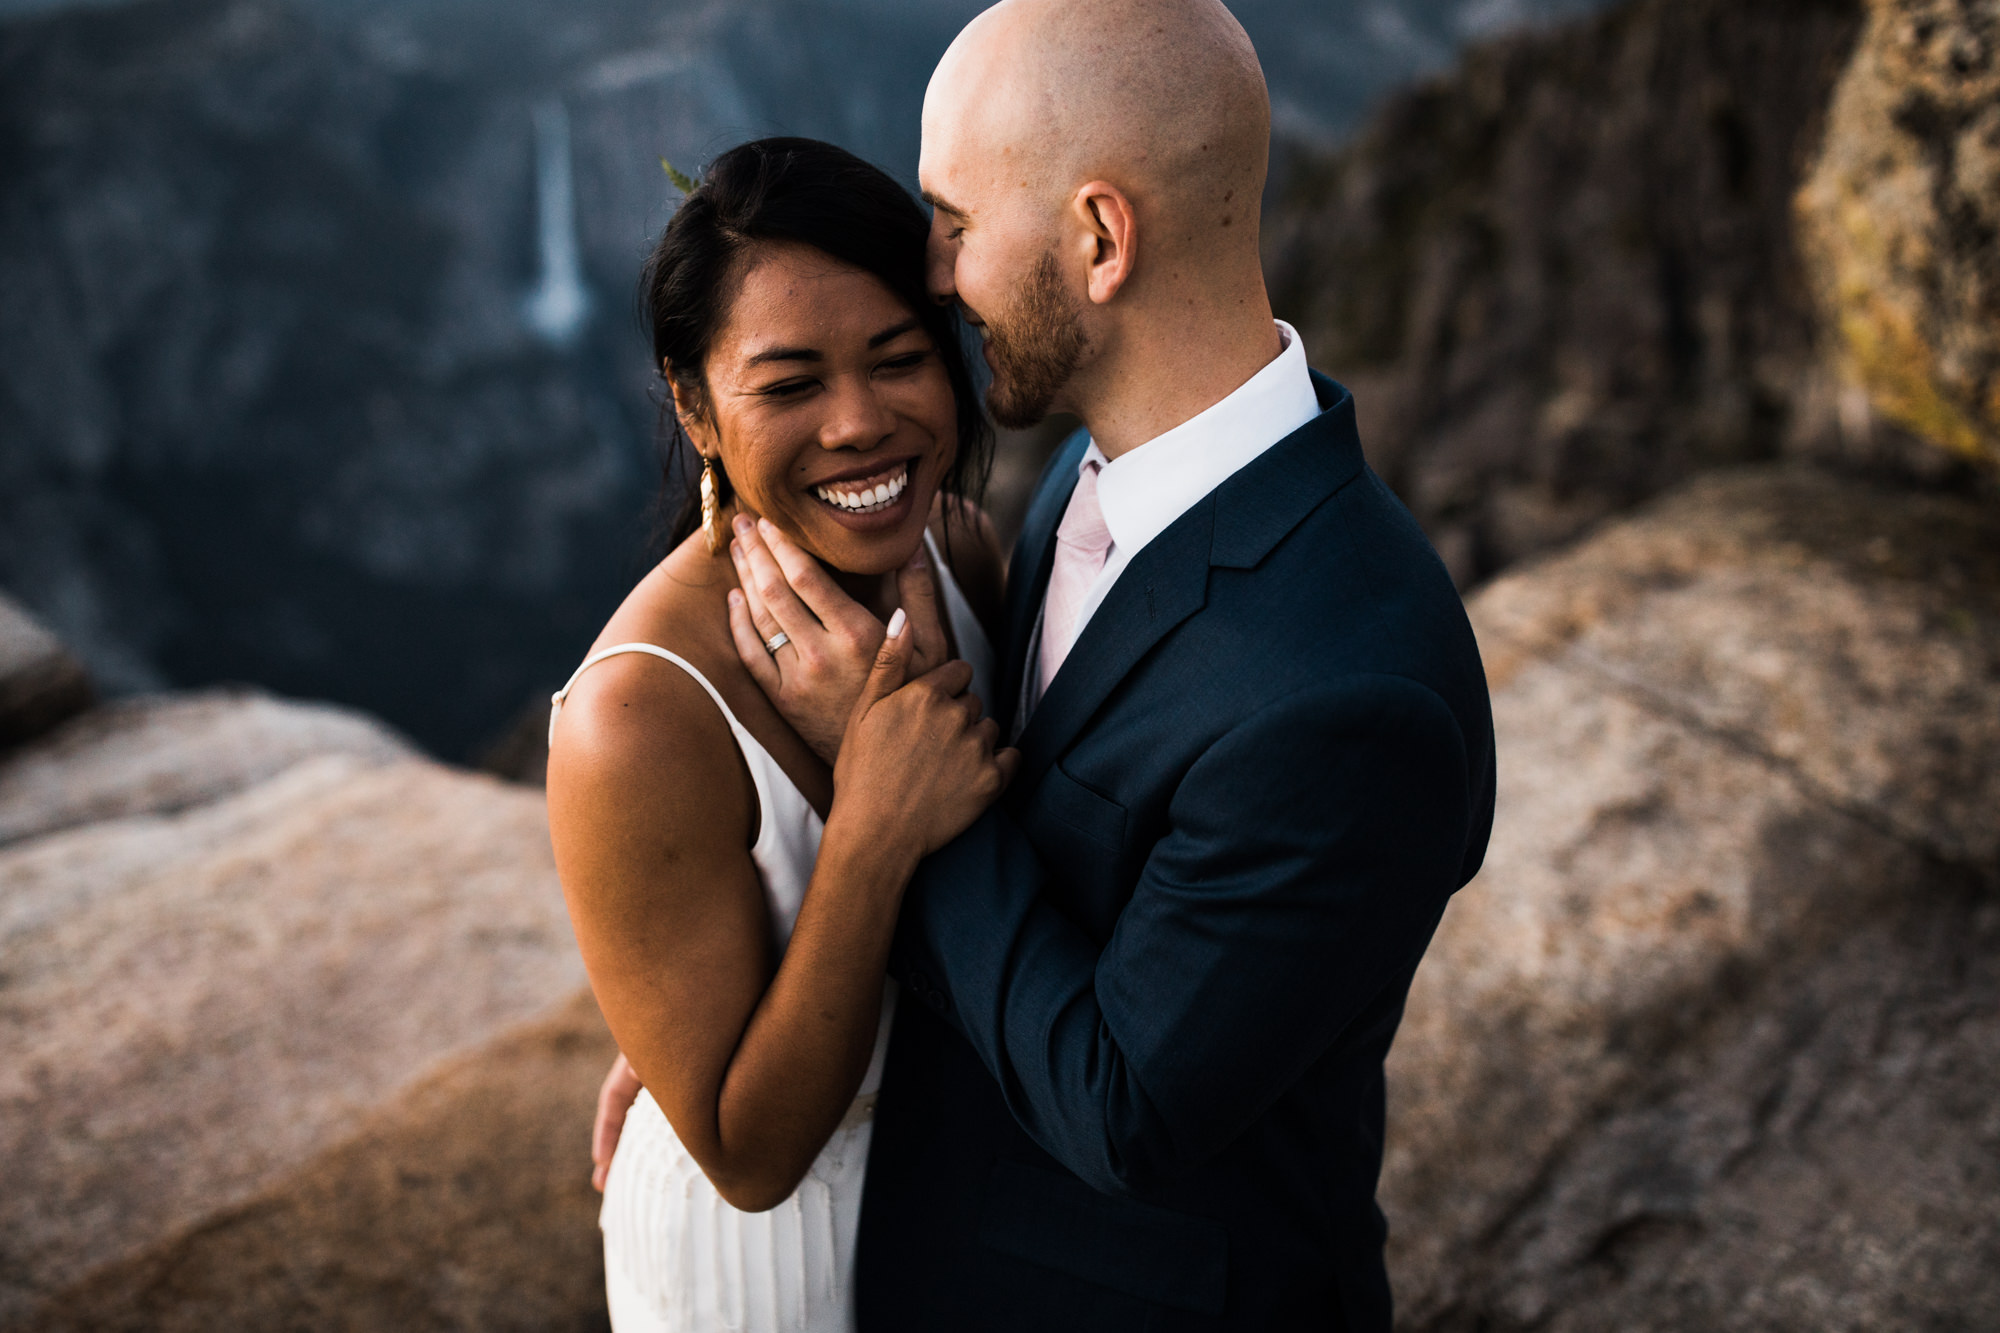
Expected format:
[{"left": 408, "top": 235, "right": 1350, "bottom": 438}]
[{"left": 0, "top": 0, "right": 1613, "bottom": 760}]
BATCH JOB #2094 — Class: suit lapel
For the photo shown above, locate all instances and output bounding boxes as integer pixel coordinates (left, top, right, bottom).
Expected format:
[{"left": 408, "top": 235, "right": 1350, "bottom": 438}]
[
  {"left": 1008, "top": 373, "right": 1364, "bottom": 790},
  {"left": 998, "top": 429, "right": 1091, "bottom": 721},
  {"left": 1012, "top": 506, "right": 1211, "bottom": 790}
]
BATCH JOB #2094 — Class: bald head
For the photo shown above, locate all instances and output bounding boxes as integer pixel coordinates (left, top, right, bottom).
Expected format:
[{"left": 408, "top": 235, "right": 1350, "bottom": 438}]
[
  {"left": 923, "top": 0, "right": 1270, "bottom": 258},
  {"left": 921, "top": 0, "right": 1283, "bottom": 449}
]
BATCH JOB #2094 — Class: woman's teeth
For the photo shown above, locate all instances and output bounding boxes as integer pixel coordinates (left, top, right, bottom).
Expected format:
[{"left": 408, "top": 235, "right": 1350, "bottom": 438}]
[{"left": 813, "top": 466, "right": 908, "bottom": 514}]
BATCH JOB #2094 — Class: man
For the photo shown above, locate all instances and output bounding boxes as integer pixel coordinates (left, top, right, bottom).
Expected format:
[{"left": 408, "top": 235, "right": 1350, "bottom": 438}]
[{"left": 605, "top": 1, "right": 1493, "bottom": 1326}]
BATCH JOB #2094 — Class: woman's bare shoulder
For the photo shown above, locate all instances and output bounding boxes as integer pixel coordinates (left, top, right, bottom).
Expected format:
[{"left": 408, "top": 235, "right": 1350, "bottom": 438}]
[
  {"left": 547, "top": 652, "right": 747, "bottom": 848},
  {"left": 546, "top": 549, "right": 755, "bottom": 867}
]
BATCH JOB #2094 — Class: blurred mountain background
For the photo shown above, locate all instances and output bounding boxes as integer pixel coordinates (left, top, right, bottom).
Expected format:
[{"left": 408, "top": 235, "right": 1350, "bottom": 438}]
[{"left": 0, "top": 0, "right": 1617, "bottom": 760}]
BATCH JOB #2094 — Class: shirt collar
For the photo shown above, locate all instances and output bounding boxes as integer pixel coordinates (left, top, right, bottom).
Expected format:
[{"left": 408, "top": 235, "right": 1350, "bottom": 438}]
[{"left": 1080, "top": 320, "right": 1321, "bottom": 559}]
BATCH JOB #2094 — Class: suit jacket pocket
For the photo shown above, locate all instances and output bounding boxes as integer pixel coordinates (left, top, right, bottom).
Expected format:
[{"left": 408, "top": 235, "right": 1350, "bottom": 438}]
[
  {"left": 1028, "top": 762, "right": 1128, "bottom": 855},
  {"left": 978, "top": 1158, "right": 1228, "bottom": 1315}
]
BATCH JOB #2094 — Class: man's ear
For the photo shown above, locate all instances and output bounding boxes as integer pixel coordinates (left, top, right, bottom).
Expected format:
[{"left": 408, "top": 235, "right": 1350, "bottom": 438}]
[{"left": 1071, "top": 181, "right": 1137, "bottom": 306}]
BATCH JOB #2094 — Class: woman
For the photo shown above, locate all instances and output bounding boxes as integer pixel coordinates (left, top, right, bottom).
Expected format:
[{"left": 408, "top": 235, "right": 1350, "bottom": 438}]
[{"left": 545, "top": 138, "right": 1011, "bottom": 1332}]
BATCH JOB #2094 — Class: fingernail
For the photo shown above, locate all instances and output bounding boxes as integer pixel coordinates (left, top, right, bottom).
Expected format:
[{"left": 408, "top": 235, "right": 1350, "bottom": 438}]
[
  {"left": 757, "top": 517, "right": 777, "bottom": 537},
  {"left": 886, "top": 608, "right": 908, "bottom": 639},
  {"left": 728, "top": 589, "right": 743, "bottom": 607},
  {"left": 733, "top": 514, "right": 754, "bottom": 536}
]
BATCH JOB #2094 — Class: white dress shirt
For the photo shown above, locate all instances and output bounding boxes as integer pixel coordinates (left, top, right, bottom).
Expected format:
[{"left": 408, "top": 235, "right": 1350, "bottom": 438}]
[{"left": 1024, "top": 320, "right": 1322, "bottom": 714}]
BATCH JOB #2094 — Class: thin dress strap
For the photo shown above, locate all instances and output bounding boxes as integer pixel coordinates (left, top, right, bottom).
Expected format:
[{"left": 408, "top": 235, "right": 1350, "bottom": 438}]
[
  {"left": 923, "top": 528, "right": 997, "bottom": 718},
  {"left": 547, "top": 643, "right": 733, "bottom": 747}
]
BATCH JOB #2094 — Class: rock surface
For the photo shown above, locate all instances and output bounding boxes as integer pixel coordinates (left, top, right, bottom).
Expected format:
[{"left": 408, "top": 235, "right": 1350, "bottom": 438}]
[
  {"left": 1385, "top": 465, "right": 2000, "bottom": 1329},
  {"left": 0, "top": 688, "right": 414, "bottom": 846},
  {"left": 0, "top": 592, "right": 91, "bottom": 747},
  {"left": 0, "top": 694, "right": 613, "bottom": 1329},
  {"left": 1797, "top": 0, "right": 2000, "bottom": 469}
]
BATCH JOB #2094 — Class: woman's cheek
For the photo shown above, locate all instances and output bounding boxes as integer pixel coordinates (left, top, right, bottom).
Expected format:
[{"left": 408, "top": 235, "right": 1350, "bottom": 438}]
[{"left": 900, "top": 371, "right": 958, "bottom": 450}]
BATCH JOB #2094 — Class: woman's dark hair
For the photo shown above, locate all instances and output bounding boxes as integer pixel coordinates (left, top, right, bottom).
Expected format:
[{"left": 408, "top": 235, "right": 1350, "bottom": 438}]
[{"left": 640, "top": 136, "right": 993, "bottom": 551}]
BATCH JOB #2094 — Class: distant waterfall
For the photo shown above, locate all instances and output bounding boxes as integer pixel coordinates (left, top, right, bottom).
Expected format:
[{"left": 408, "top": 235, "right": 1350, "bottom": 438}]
[{"left": 523, "top": 97, "right": 590, "bottom": 346}]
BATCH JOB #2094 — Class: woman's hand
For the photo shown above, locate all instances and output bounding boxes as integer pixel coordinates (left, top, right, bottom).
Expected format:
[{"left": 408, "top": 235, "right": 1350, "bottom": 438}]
[
  {"left": 727, "top": 515, "right": 954, "bottom": 765},
  {"left": 831, "top": 609, "right": 1018, "bottom": 860}
]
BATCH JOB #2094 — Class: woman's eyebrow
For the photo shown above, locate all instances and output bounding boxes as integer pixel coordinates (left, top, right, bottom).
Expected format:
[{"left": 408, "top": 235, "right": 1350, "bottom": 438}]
[
  {"left": 743, "top": 319, "right": 923, "bottom": 367},
  {"left": 868, "top": 319, "right": 923, "bottom": 348},
  {"left": 744, "top": 345, "right": 821, "bottom": 367}
]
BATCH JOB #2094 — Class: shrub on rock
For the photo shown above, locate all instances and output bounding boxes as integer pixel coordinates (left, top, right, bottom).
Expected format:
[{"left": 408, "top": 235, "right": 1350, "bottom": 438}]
[{"left": 1797, "top": 0, "right": 2000, "bottom": 469}]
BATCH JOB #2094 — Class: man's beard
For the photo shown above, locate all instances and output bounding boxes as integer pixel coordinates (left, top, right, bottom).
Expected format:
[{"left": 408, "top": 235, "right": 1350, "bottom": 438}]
[{"left": 981, "top": 250, "right": 1087, "bottom": 430}]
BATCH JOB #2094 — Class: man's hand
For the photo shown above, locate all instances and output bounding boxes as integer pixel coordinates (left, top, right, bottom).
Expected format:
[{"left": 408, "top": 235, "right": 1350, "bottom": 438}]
[
  {"left": 727, "top": 515, "right": 953, "bottom": 764},
  {"left": 591, "top": 1052, "right": 644, "bottom": 1192}
]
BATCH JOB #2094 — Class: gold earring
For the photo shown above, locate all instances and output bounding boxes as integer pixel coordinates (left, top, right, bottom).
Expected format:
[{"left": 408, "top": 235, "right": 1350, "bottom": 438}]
[{"left": 701, "top": 455, "right": 724, "bottom": 556}]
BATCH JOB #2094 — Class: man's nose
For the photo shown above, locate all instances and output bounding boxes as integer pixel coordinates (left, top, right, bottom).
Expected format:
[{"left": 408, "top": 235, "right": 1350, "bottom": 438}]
[{"left": 925, "top": 216, "right": 957, "bottom": 306}]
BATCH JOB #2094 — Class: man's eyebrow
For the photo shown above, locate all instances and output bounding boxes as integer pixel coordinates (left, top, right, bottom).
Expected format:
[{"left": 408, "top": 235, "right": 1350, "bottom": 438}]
[
  {"left": 921, "top": 189, "right": 968, "bottom": 220},
  {"left": 868, "top": 318, "right": 923, "bottom": 348},
  {"left": 743, "top": 345, "right": 822, "bottom": 367}
]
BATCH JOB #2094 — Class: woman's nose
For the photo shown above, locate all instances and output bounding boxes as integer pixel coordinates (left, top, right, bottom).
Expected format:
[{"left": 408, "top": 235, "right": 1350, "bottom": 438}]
[{"left": 820, "top": 377, "right": 896, "bottom": 450}]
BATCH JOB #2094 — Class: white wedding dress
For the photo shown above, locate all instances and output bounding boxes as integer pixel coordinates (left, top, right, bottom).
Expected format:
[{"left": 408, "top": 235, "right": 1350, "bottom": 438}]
[{"left": 551, "top": 532, "right": 994, "bottom": 1333}]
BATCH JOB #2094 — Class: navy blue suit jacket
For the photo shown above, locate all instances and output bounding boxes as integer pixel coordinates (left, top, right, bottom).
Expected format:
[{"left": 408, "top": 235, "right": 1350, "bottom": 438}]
[{"left": 855, "top": 375, "right": 1496, "bottom": 1331}]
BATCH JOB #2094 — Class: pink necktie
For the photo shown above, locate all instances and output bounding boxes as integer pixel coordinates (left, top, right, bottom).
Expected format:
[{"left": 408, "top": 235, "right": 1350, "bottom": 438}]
[{"left": 1035, "top": 460, "right": 1112, "bottom": 704}]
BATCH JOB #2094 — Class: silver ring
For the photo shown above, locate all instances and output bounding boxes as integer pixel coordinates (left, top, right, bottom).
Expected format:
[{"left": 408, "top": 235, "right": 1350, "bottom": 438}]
[{"left": 764, "top": 631, "right": 790, "bottom": 654}]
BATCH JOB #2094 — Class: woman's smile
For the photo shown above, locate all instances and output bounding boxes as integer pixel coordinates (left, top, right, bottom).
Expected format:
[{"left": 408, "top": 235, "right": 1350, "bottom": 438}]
[{"left": 810, "top": 458, "right": 916, "bottom": 527}]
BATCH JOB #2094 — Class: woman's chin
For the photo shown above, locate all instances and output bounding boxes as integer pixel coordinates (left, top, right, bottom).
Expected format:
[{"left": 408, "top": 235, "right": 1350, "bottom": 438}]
[{"left": 802, "top": 482, "right": 932, "bottom": 574}]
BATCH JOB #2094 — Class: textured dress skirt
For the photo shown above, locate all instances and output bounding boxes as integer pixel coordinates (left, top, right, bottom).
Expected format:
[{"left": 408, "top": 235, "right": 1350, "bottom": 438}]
[{"left": 598, "top": 1077, "right": 883, "bottom": 1333}]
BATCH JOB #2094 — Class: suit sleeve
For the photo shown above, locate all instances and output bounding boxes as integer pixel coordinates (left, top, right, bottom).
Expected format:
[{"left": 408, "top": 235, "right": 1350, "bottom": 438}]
[{"left": 892, "top": 674, "right": 1472, "bottom": 1198}]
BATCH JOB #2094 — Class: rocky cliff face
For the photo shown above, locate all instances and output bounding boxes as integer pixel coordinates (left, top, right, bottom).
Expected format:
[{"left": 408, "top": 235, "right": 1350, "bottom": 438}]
[
  {"left": 1385, "top": 466, "right": 2000, "bottom": 1329},
  {"left": 1265, "top": 0, "right": 1896, "bottom": 586}
]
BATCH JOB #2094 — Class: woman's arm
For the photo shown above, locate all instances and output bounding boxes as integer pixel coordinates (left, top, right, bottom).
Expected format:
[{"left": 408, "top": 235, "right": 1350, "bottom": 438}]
[
  {"left": 550, "top": 627, "right": 1008, "bottom": 1212},
  {"left": 584, "top": 505, "right": 1008, "bottom": 1183}
]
